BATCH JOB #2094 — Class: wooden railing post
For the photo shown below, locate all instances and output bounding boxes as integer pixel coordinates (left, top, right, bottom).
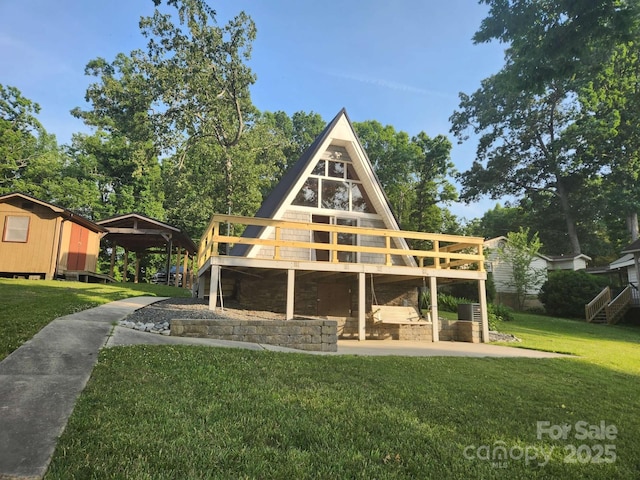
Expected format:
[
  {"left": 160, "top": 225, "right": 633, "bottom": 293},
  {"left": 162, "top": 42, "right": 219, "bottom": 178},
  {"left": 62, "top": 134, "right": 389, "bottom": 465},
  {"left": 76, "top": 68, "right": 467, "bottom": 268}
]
[
  {"left": 212, "top": 222, "right": 220, "bottom": 258},
  {"left": 274, "top": 226, "right": 281, "bottom": 260},
  {"left": 434, "top": 241, "right": 440, "bottom": 269},
  {"left": 331, "top": 231, "right": 339, "bottom": 263},
  {"left": 385, "top": 236, "right": 392, "bottom": 266}
]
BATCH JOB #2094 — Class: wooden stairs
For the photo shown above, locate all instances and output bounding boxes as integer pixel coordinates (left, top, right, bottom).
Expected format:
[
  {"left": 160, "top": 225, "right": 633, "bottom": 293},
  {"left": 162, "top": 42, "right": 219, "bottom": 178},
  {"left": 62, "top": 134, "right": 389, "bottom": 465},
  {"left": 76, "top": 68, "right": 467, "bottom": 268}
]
[{"left": 585, "top": 286, "right": 632, "bottom": 325}]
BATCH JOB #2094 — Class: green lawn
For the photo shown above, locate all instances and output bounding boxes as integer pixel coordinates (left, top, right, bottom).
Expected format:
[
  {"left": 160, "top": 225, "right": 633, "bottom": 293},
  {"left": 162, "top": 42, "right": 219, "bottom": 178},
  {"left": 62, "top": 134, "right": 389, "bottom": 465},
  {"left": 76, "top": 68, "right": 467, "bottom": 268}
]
[
  {"left": 2, "top": 280, "right": 638, "bottom": 479},
  {"left": 42, "top": 310, "right": 640, "bottom": 479},
  {"left": 0, "top": 279, "right": 191, "bottom": 361}
]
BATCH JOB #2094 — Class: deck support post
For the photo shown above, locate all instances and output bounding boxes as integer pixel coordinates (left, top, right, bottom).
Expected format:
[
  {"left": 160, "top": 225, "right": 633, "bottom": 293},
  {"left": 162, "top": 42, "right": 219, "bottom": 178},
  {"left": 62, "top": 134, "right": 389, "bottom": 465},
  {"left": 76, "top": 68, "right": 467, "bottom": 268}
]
[
  {"left": 174, "top": 247, "right": 182, "bottom": 287},
  {"left": 134, "top": 255, "right": 140, "bottom": 284},
  {"left": 286, "top": 269, "right": 295, "bottom": 320},
  {"left": 208, "top": 265, "right": 220, "bottom": 311},
  {"left": 358, "top": 272, "right": 366, "bottom": 341},
  {"left": 478, "top": 278, "right": 489, "bottom": 343},
  {"left": 123, "top": 249, "right": 129, "bottom": 283},
  {"left": 109, "top": 244, "right": 117, "bottom": 277},
  {"left": 429, "top": 276, "right": 439, "bottom": 342}
]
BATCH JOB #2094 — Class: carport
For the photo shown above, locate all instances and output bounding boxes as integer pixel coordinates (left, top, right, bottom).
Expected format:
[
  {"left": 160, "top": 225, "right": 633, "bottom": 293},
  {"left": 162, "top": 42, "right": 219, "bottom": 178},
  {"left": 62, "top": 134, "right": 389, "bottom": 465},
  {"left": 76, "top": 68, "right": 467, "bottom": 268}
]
[{"left": 97, "top": 214, "right": 197, "bottom": 287}]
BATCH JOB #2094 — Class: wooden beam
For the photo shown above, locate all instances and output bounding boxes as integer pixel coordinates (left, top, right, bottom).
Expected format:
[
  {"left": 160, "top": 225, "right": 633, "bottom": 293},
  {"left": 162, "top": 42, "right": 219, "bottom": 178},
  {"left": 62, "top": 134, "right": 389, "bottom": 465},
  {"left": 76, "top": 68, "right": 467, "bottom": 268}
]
[
  {"left": 105, "top": 228, "right": 170, "bottom": 235},
  {"left": 109, "top": 244, "right": 116, "bottom": 278},
  {"left": 358, "top": 272, "right": 366, "bottom": 341},
  {"left": 182, "top": 251, "right": 189, "bottom": 289},
  {"left": 208, "top": 265, "right": 220, "bottom": 311},
  {"left": 123, "top": 249, "right": 129, "bottom": 283},
  {"left": 174, "top": 247, "right": 182, "bottom": 287},
  {"left": 286, "top": 269, "right": 295, "bottom": 320},
  {"left": 201, "top": 256, "right": 488, "bottom": 282},
  {"left": 134, "top": 255, "right": 140, "bottom": 284},
  {"left": 478, "top": 279, "right": 489, "bottom": 343},
  {"left": 430, "top": 276, "right": 439, "bottom": 342}
]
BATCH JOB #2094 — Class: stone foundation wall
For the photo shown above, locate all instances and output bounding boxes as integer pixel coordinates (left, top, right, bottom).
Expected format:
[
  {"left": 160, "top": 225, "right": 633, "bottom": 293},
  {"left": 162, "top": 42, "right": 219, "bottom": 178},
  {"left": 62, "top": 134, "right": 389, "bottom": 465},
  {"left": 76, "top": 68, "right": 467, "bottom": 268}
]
[{"left": 171, "top": 318, "right": 338, "bottom": 352}]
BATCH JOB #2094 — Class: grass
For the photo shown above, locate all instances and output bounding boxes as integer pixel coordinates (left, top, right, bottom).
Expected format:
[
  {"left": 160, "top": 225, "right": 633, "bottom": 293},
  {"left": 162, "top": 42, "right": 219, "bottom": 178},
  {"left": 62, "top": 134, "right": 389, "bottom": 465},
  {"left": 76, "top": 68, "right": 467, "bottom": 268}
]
[
  {"left": 43, "top": 311, "right": 640, "bottom": 479},
  {"left": 2, "top": 281, "right": 638, "bottom": 478},
  {"left": 495, "top": 313, "right": 640, "bottom": 375},
  {"left": 0, "top": 279, "right": 191, "bottom": 361}
]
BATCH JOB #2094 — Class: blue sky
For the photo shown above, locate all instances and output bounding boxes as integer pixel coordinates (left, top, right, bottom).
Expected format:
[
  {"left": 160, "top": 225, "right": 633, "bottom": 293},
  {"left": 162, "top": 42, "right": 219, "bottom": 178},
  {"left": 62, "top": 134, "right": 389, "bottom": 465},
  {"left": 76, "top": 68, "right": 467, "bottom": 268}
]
[{"left": 0, "top": 0, "right": 507, "bottom": 220}]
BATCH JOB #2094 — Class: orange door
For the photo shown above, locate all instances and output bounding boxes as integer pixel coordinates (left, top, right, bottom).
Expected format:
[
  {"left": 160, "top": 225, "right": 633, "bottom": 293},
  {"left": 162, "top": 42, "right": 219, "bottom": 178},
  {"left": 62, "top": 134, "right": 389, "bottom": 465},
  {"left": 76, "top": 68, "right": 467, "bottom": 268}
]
[{"left": 68, "top": 223, "right": 88, "bottom": 271}]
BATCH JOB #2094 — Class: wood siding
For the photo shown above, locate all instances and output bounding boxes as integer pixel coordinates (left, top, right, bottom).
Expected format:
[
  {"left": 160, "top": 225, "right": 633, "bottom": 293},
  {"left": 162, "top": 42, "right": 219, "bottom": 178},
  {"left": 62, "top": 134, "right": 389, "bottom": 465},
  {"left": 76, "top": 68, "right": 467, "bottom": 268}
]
[
  {"left": 0, "top": 202, "right": 61, "bottom": 278},
  {"left": 0, "top": 200, "right": 101, "bottom": 278}
]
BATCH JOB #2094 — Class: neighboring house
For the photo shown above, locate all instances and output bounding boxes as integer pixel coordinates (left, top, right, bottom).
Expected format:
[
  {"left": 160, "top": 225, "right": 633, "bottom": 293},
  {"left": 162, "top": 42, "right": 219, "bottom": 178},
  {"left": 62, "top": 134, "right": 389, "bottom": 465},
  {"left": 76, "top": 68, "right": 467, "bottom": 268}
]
[
  {"left": 484, "top": 236, "right": 591, "bottom": 308},
  {"left": 0, "top": 192, "right": 105, "bottom": 280},
  {"left": 607, "top": 239, "right": 640, "bottom": 306},
  {"left": 196, "top": 109, "right": 490, "bottom": 343}
]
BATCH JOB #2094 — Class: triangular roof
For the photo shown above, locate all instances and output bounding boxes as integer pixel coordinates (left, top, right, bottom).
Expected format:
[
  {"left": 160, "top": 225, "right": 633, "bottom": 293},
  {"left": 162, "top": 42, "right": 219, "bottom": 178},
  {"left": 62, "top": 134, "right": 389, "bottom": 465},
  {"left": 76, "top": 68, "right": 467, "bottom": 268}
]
[
  {"left": 233, "top": 109, "right": 413, "bottom": 262},
  {"left": 0, "top": 192, "right": 105, "bottom": 233},
  {"left": 97, "top": 213, "right": 197, "bottom": 254}
]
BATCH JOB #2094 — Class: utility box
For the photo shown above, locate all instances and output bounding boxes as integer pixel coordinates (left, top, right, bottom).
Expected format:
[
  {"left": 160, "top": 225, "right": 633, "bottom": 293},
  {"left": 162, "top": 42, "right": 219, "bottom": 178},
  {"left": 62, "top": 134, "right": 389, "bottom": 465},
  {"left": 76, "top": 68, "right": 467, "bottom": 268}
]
[{"left": 458, "top": 303, "right": 481, "bottom": 322}]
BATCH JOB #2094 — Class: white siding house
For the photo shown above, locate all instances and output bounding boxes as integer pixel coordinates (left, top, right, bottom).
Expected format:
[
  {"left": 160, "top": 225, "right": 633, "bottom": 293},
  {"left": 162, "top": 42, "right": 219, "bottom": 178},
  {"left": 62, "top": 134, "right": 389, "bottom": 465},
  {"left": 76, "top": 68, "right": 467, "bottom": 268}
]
[{"left": 484, "top": 236, "right": 591, "bottom": 308}]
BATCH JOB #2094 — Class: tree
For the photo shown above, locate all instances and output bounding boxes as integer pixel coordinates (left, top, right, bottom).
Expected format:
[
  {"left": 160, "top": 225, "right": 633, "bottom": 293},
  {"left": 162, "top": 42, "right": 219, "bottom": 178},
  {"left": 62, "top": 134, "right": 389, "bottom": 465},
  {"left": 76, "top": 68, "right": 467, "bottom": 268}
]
[
  {"left": 354, "top": 121, "right": 418, "bottom": 226},
  {"left": 577, "top": 41, "right": 640, "bottom": 243},
  {"left": 0, "top": 84, "right": 54, "bottom": 195},
  {"left": 466, "top": 203, "right": 529, "bottom": 238},
  {"left": 138, "top": 0, "right": 257, "bottom": 216},
  {"left": 451, "top": 71, "right": 590, "bottom": 254},
  {"left": 496, "top": 227, "right": 546, "bottom": 310},
  {"left": 474, "top": 0, "right": 640, "bottom": 90},
  {"left": 353, "top": 122, "right": 459, "bottom": 234},
  {"left": 459, "top": 0, "right": 640, "bottom": 255}
]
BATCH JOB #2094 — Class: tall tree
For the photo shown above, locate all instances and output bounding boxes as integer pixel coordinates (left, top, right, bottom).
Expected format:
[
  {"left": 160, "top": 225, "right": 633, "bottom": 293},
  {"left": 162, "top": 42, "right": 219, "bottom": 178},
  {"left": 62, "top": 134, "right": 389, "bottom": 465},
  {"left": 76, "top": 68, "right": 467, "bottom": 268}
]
[
  {"left": 138, "top": 0, "right": 257, "bottom": 216},
  {"left": 578, "top": 41, "right": 640, "bottom": 243},
  {"left": 354, "top": 121, "right": 458, "bottom": 234},
  {"left": 71, "top": 53, "right": 165, "bottom": 219},
  {"left": 474, "top": 0, "right": 640, "bottom": 90},
  {"left": 451, "top": 72, "right": 589, "bottom": 254}
]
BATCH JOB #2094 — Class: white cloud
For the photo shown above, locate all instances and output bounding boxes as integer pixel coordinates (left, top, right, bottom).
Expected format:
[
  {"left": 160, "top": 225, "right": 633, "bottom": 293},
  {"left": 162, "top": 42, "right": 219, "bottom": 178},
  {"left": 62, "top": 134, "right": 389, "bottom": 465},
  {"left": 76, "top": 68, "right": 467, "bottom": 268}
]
[{"left": 323, "top": 69, "right": 454, "bottom": 99}]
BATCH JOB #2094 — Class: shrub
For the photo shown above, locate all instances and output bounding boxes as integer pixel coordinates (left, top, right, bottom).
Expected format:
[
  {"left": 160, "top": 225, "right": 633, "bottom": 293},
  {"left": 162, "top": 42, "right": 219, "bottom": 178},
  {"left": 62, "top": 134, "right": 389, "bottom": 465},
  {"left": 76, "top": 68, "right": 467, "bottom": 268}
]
[
  {"left": 437, "top": 293, "right": 472, "bottom": 313},
  {"left": 539, "top": 270, "right": 610, "bottom": 318},
  {"left": 488, "top": 302, "right": 514, "bottom": 322}
]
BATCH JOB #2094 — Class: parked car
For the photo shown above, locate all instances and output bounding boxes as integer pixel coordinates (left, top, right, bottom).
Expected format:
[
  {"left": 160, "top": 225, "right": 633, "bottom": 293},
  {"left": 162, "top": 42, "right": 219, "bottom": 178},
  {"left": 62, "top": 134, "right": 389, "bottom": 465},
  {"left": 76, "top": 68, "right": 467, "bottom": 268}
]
[{"left": 151, "top": 266, "right": 183, "bottom": 286}]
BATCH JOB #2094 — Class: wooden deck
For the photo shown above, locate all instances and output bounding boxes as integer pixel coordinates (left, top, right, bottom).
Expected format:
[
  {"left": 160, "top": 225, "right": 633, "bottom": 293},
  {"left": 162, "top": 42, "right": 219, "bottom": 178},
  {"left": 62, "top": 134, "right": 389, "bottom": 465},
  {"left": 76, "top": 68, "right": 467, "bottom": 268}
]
[{"left": 196, "top": 214, "right": 490, "bottom": 343}]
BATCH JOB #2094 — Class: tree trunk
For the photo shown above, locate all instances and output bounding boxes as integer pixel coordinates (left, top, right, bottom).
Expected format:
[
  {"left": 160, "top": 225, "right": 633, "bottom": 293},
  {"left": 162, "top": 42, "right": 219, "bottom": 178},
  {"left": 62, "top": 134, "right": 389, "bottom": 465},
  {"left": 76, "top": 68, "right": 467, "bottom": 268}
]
[
  {"left": 626, "top": 212, "right": 639, "bottom": 242},
  {"left": 556, "top": 177, "right": 582, "bottom": 254}
]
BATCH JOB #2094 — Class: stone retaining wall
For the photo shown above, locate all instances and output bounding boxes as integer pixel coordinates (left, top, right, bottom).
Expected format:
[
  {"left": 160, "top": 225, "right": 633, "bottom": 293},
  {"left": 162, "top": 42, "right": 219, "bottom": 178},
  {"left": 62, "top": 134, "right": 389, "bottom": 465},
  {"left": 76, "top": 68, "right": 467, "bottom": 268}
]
[
  {"left": 336, "top": 316, "right": 482, "bottom": 342},
  {"left": 171, "top": 318, "right": 338, "bottom": 352}
]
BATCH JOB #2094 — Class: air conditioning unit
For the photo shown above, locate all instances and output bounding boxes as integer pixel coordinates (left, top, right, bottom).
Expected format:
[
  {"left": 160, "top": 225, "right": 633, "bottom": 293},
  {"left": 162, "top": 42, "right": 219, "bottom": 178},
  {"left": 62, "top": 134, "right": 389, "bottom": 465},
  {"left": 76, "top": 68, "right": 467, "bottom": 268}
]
[{"left": 457, "top": 303, "right": 481, "bottom": 322}]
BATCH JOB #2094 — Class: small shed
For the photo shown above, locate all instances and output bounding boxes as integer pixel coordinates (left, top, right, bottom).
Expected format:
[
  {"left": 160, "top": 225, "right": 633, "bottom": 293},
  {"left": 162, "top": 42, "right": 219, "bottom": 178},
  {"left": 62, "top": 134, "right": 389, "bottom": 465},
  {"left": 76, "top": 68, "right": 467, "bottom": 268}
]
[{"left": 0, "top": 192, "right": 106, "bottom": 280}]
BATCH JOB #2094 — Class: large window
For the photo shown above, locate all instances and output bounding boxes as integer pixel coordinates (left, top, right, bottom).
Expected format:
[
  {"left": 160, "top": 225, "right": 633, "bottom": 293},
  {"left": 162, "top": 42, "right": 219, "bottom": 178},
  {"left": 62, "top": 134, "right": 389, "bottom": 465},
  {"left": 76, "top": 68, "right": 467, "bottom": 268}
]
[
  {"left": 3, "top": 216, "right": 30, "bottom": 243},
  {"left": 292, "top": 158, "right": 374, "bottom": 213}
]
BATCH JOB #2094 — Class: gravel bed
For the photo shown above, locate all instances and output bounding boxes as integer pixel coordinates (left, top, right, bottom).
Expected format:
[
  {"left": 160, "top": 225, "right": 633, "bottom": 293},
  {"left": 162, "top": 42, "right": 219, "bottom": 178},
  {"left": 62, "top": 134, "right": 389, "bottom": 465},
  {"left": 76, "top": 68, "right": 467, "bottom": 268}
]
[{"left": 118, "top": 298, "right": 286, "bottom": 334}]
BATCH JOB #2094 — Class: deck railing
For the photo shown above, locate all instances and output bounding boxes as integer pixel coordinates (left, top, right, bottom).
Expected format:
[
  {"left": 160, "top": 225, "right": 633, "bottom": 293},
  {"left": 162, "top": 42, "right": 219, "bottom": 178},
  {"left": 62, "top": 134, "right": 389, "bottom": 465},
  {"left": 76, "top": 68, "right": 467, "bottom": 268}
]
[
  {"left": 585, "top": 287, "right": 611, "bottom": 323},
  {"left": 631, "top": 283, "right": 640, "bottom": 306},
  {"left": 606, "top": 286, "right": 632, "bottom": 324},
  {"left": 197, "top": 214, "right": 485, "bottom": 272}
]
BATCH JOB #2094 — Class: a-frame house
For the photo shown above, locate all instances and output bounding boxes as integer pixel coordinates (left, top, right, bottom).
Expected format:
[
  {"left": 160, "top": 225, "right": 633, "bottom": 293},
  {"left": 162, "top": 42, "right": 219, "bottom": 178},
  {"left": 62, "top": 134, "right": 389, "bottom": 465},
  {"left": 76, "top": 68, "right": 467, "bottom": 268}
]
[{"left": 197, "top": 109, "right": 489, "bottom": 343}]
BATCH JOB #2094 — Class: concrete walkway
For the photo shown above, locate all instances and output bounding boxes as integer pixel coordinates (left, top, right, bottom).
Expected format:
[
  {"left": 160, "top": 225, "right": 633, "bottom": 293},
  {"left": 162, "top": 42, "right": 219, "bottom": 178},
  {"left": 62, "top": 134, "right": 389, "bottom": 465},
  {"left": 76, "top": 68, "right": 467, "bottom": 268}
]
[
  {"left": 0, "top": 296, "right": 167, "bottom": 480},
  {"left": 0, "top": 296, "right": 564, "bottom": 479}
]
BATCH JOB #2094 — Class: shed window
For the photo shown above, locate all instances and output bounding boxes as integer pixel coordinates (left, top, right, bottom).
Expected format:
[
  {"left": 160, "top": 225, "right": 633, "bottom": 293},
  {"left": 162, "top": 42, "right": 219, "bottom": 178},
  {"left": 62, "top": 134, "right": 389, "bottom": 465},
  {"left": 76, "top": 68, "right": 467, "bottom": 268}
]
[{"left": 3, "top": 216, "right": 30, "bottom": 243}]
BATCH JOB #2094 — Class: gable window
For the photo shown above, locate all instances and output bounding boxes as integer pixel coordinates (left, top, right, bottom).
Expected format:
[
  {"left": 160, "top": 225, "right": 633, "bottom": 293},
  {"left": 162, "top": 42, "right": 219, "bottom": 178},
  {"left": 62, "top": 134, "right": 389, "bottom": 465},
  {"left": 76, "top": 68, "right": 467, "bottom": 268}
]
[
  {"left": 3, "top": 216, "right": 30, "bottom": 243},
  {"left": 292, "top": 157, "right": 374, "bottom": 213}
]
